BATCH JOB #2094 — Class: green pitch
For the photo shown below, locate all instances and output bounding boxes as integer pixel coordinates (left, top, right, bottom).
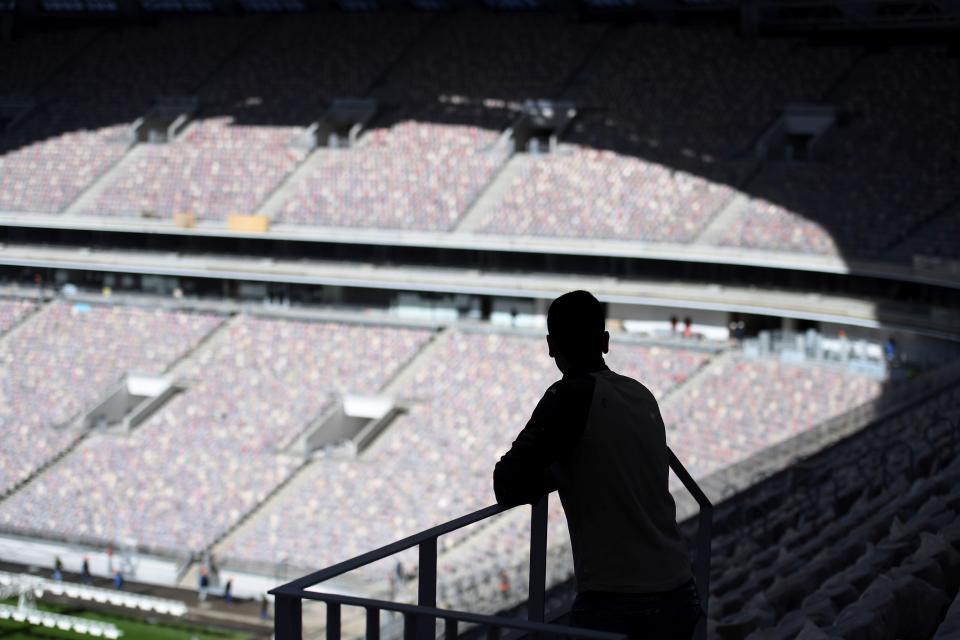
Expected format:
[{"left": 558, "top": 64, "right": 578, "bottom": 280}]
[{"left": 0, "top": 599, "right": 249, "bottom": 640}]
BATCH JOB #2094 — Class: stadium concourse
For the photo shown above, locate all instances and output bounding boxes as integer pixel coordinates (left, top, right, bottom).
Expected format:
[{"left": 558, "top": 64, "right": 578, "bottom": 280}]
[{"left": 0, "top": 15, "right": 957, "bottom": 266}]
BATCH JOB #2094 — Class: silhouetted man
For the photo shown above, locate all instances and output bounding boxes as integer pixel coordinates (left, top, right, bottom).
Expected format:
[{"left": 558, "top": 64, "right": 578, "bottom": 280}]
[{"left": 493, "top": 290, "right": 701, "bottom": 640}]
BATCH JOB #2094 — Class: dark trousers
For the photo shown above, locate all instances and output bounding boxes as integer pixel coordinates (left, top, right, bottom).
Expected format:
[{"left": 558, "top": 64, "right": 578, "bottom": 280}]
[{"left": 570, "top": 579, "right": 702, "bottom": 640}]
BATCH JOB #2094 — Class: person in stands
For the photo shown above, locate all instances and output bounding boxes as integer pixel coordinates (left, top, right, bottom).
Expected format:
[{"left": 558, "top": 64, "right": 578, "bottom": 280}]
[
  {"left": 81, "top": 556, "right": 92, "bottom": 584},
  {"left": 493, "top": 290, "right": 702, "bottom": 640}
]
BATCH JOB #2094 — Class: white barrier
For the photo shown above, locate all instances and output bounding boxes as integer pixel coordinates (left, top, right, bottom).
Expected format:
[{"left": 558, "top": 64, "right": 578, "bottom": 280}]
[
  {"left": 0, "top": 571, "right": 187, "bottom": 617},
  {"left": 0, "top": 603, "right": 122, "bottom": 638}
]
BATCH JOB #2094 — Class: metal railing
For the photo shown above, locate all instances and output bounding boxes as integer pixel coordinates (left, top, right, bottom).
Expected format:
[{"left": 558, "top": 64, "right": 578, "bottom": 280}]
[{"left": 271, "top": 448, "right": 712, "bottom": 640}]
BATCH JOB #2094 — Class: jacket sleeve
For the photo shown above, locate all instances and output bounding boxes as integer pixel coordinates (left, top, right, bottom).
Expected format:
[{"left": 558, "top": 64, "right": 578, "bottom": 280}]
[{"left": 493, "top": 374, "right": 595, "bottom": 506}]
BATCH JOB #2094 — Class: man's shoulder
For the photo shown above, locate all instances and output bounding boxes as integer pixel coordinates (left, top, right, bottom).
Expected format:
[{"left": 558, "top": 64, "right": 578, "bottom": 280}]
[{"left": 597, "top": 369, "right": 658, "bottom": 400}]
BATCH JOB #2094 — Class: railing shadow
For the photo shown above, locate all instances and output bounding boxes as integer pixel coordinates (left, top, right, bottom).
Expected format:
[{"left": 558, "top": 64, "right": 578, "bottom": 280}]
[{"left": 270, "top": 448, "right": 712, "bottom": 640}]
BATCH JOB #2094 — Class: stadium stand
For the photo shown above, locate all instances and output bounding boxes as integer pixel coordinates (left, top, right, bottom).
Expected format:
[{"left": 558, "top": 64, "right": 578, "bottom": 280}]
[
  {"left": 197, "top": 12, "right": 426, "bottom": 123},
  {"left": 889, "top": 203, "right": 960, "bottom": 265},
  {"left": 716, "top": 195, "right": 841, "bottom": 256},
  {"left": 0, "top": 314, "right": 432, "bottom": 553},
  {"left": 217, "top": 333, "right": 712, "bottom": 572},
  {"left": 0, "top": 297, "right": 36, "bottom": 335},
  {"left": 562, "top": 24, "right": 861, "bottom": 171},
  {"left": 374, "top": 13, "right": 607, "bottom": 103},
  {"left": 0, "top": 301, "right": 222, "bottom": 497},
  {"left": 702, "top": 381, "right": 960, "bottom": 638},
  {"left": 662, "top": 356, "right": 883, "bottom": 479},
  {"left": 477, "top": 141, "right": 734, "bottom": 242},
  {"left": 217, "top": 328, "right": 882, "bottom": 608},
  {"left": 89, "top": 119, "right": 306, "bottom": 220},
  {"left": 0, "top": 107, "right": 130, "bottom": 214},
  {"left": 38, "top": 18, "right": 260, "bottom": 109},
  {"left": 720, "top": 47, "right": 960, "bottom": 258},
  {"left": 276, "top": 118, "right": 508, "bottom": 230},
  {"left": 77, "top": 13, "right": 426, "bottom": 221},
  {"left": 0, "top": 16, "right": 956, "bottom": 269},
  {"left": 0, "top": 28, "right": 99, "bottom": 96},
  {"left": 423, "top": 355, "right": 885, "bottom": 615},
  {"left": 0, "top": 18, "right": 260, "bottom": 215}
]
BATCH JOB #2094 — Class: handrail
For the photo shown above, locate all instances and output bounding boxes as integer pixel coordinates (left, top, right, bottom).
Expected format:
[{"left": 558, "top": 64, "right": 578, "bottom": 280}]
[
  {"left": 271, "top": 448, "right": 712, "bottom": 640},
  {"left": 281, "top": 504, "right": 508, "bottom": 592}
]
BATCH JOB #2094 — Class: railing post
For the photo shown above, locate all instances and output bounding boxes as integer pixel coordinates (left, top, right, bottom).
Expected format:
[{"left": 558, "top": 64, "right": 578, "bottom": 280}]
[
  {"left": 327, "top": 602, "right": 341, "bottom": 640},
  {"left": 417, "top": 538, "right": 437, "bottom": 640},
  {"left": 274, "top": 593, "right": 302, "bottom": 640},
  {"left": 366, "top": 607, "right": 380, "bottom": 640},
  {"left": 528, "top": 494, "right": 548, "bottom": 624}
]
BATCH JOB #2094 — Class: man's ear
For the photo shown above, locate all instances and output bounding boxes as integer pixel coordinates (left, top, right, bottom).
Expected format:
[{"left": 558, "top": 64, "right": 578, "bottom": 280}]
[
  {"left": 546, "top": 334, "right": 555, "bottom": 358},
  {"left": 601, "top": 330, "right": 610, "bottom": 354}
]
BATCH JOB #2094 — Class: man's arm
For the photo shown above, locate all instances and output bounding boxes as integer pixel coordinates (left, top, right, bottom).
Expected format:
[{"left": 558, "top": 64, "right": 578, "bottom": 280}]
[{"left": 493, "top": 374, "right": 595, "bottom": 506}]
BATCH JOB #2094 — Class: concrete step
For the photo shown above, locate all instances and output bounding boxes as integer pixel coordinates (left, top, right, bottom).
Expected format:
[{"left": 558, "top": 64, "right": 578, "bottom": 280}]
[
  {"left": 693, "top": 193, "right": 750, "bottom": 247},
  {"left": 61, "top": 143, "right": 152, "bottom": 217},
  {"left": 255, "top": 148, "right": 340, "bottom": 221},
  {"left": 453, "top": 154, "right": 533, "bottom": 233}
]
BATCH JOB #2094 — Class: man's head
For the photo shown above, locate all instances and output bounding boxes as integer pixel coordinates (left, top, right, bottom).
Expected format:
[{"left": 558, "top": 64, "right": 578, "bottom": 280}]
[{"left": 546, "top": 290, "right": 609, "bottom": 372}]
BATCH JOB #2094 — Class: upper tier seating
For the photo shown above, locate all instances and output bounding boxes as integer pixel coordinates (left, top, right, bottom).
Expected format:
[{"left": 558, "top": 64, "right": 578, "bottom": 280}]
[
  {"left": 276, "top": 118, "right": 508, "bottom": 230},
  {"left": 1, "top": 18, "right": 955, "bottom": 264},
  {"left": 0, "top": 28, "right": 98, "bottom": 95},
  {"left": 0, "top": 301, "right": 222, "bottom": 495},
  {"left": 478, "top": 141, "right": 734, "bottom": 242},
  {"left": 376, "top": 13, "right": 606, "bottom": 103},
  {"left": 0, "top": 314, "right": 431, "bottom": 552},
  {"left": 88, "top": 118, "right": 305, "bottom": 220},
  {"left": 564, "top": 25, "right": 860, "bottom": 170},
  {"left": 720, "top": 47, "right": 960, "bottom": 258},
  {"left": 0, "top": 104, "right": 130, "bottom": 214},
  {"left": 0, "top": 18, "right": 259, "bottom": 215},
  {"left": 198, "top": 12, "right": 426, "bottom": 123}
]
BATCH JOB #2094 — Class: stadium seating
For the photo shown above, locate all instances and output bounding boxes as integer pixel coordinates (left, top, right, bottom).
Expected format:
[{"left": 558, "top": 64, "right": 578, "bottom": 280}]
[
  {"left": 0, "top": 314, "right": 432, "bottom": 552},
  {"left": 564, "top": 24, "right": 860, "bottom": 168},
  {"left": 0, "top": 297, "right": 36, "bottom": 334},
  {"left": 37, "top": 18, "right": 255, "bottom": 109},
  {"left": 277, "top": 119, "right": 508, "bottom": 230},
  {"left": 703, "top": 383, "right": 960, "bottom": 638},
  {"left": 0, "top": 107, "right": 130, "bottom": 214},
  {"left": 0, "top": 28, "right": 97, "bottom": 95},
  {"left": 218, "top": 333, "right": 713, "bottom": 572},
  {"left": 427, "top": 354, "right": 884, "bottom": 613},
  {"left": 720, "top": 47, "right": 960, "bottom": 258},
  {"left": 889, "top": 204, "right": 960, "bottom": 264},
  {"left": 662, "top": 356, "right": 883, "bottom": 479},
  {"left": 478, "top": 143, "right": 733, "bottom": 242},
  {"left": 0, "top": 17, "right": 955, "bottom": 267},
  {"left": 199, "top": 12, "right": 426, "bottom": 123},
  {"left": 0, "top": 301, "right": 222, "bottom": 495},
  {"left": 88, "top": 119, "right": 305, "bottom": 220},
  {"left": 1, "top": 19, "right": 264, "bottom": 215},
  {"left": 376, "top": 13, "right": 606, "bottom": 103},
  {"left": 717, "top": 196, "right": 841, "bottom": 256}
]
